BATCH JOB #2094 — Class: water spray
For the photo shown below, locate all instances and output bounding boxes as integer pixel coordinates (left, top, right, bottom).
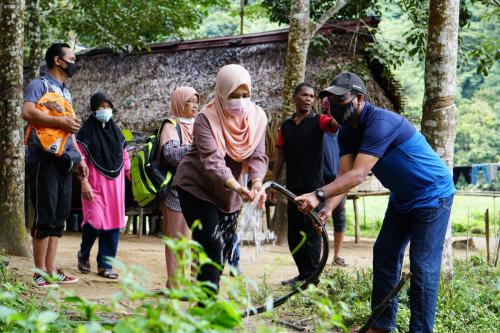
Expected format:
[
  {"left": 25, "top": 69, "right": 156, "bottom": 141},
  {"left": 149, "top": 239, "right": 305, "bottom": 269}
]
[
  {"left": 244, "top": 182, "right": 330, "bottom": 316},
  {"left": 243, "top": 182, "right": 411, "bottom": 333}
]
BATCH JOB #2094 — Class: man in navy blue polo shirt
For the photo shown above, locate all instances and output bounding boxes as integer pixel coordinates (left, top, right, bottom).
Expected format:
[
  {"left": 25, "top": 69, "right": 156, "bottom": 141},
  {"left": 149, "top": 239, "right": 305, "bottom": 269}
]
[{"left": 296, "top": 72, "right": 455, "bottom": 333}]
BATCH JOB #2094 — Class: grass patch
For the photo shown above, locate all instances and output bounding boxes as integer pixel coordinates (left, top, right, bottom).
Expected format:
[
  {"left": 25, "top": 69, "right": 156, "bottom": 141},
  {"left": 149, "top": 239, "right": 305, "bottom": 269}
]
[
  {"left": 0, "top": 239, "right": 284, "bottom": 333},
  {"left": 1, "top": 241, "right": 498, "bottom": 332},
  {"left": 272, "top": 258, "right": 500, "bottom": 332},
  {"left": 338, "top": 195, "right": 500, "bottom": 238}
]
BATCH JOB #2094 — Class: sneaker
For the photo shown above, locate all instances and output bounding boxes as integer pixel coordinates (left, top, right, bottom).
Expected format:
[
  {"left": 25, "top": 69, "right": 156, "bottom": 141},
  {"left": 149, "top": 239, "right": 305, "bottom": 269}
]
[
  {"left": 332, "top": 257, "right": 348, "bottom": 267},
  {"left": 51, "top": 269, "right": 78, "bottom": 284},
  {"left": 33, "top": 273, "right": 56, "bottom": 288}
]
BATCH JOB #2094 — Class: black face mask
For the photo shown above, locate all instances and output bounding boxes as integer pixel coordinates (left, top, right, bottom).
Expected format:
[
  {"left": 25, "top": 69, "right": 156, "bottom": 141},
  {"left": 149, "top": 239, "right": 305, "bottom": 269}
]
[
  {"left": 330, "top": 97, "right": 357, "bottom": 124},
  {"left": 59, "top": 59, "right": 78, "bottom": 77}
]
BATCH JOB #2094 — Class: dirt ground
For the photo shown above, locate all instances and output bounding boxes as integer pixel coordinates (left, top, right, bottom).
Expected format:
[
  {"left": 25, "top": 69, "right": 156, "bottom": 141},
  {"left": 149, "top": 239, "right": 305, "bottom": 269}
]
[{"left": 7, "top": 231, "right": 484, "bottom": 304}]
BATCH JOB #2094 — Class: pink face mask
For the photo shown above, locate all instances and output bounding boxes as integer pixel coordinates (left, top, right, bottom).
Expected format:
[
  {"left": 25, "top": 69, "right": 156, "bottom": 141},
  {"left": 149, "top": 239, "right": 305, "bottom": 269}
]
[{"left": 224, "top": 98, "right": 251, "bottom": 116}]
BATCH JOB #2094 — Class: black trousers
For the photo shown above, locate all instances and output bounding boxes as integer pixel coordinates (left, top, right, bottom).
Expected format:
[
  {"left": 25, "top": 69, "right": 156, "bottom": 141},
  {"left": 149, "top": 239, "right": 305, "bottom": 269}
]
[
  {"left": 452, "top": 166, "right": 472, "bottom": 184},
  {"left": 178, "top": 188, "right": 239, "bottom": 290},
  {"left": 26, "top": 156, "right": 72, "bottom": 238},
  {"left": 287, "top": 197, "right": 321, "bottom": 279}
]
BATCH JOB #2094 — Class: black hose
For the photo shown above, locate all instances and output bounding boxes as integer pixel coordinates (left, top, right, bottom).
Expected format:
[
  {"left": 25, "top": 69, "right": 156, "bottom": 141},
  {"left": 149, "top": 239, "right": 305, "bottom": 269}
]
[
  {"left": 245, "top": 182, "right": 330, "bottom": 316},
  {"left": 358, "top": 272, "right": 411, "bottom": 333}
]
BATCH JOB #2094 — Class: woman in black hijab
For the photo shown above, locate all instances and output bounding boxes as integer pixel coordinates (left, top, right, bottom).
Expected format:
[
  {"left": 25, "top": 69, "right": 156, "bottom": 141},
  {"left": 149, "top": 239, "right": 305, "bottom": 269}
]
[{"left": 76, "top": 92, "right": 130, "bottom": 279}]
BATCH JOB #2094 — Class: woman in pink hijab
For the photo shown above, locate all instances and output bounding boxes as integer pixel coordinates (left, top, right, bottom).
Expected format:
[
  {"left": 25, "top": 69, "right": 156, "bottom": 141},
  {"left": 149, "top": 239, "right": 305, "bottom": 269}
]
[
  {"left": 158, "top": 86, "right": 199, "bottom": 288},
  {"left": 172, "top": 64, "right": 268, "bottom": 292}
]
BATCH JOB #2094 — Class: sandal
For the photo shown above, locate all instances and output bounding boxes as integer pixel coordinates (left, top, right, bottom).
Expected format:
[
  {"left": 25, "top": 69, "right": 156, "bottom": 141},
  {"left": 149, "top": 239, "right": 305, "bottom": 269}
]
[
  {"left": 98, "top": 268, "right": 118, "bottom": 279},
  {"left": 77, "top": 251, "right": 91, "bottom": 274},
  {"left": 332, "top": 257, "right": 348, "bottom": 267}
]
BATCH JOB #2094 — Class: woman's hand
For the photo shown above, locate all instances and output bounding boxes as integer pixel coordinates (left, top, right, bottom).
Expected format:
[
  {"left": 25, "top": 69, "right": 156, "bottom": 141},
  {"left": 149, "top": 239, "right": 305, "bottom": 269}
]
[
  {"left": 81, "top": 179, "right": 94, "bottom": 201},
  {"left": 235, "top": 186, "right": 254, "bottom": 202},
  {"left": 77, "top": 160, "right": 89, "bottom": 179},
  {"left": 250, "top": 179, "right": 266, "bottom": 210}
]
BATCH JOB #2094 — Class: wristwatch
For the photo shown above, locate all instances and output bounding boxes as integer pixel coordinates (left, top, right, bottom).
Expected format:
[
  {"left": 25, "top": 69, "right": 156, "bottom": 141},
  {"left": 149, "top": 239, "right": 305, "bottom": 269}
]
[{"left": 315, "top": 189, "right": 326, "bottom": 203}]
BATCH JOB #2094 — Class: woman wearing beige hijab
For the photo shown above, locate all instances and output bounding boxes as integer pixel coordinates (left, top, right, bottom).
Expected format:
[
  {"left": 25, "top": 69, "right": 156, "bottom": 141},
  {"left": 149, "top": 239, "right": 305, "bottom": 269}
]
[
  {"left": 173, "top": 64, "right": 268, "bottom": 291},
  {"left": 159, "top": 86, "right": 199, "bottom": 288}
]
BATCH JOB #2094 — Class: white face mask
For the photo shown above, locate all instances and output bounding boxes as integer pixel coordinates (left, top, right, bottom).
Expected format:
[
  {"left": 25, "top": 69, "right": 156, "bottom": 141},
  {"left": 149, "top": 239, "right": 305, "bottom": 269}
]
[
  {"left": 224, "top": 97, "right": 251, "bottom": 117},
  {"left": 178, "top": 117, "right": 195, "bottom": 124},
  {"left": 95, "top": 108, "right": 113, "bottom": 123}
]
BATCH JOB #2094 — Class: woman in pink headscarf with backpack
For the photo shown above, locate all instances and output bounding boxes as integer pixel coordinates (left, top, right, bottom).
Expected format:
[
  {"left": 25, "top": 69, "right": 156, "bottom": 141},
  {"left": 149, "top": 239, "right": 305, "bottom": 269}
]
[
  {"left": 172, "top": 64, "right": 268, "bottom": 292},
  {"left": 158, "top": 86, "right": 200, "bottom": 288}
]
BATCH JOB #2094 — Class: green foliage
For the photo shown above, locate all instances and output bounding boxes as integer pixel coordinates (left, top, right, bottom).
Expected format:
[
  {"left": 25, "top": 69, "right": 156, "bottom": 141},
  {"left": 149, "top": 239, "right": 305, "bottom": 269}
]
[
  {"left": 460, "top": 1, "right": 500, "bottom": 76},
  {"left": 1, "top": 237, "right": 499, "bottom": 332},
  {"left": 194, "top": 1, "right": 282, "bottom": 38},
  {"left": 197, "top": 11, "right": 240, "bottom": 37},
  {"left": 0, "top": 237, "right": 264, "bottom": 332},
  {"left": 36, "top": 0, "right": 229, "bottom": 51},
  {"left": 284, "top": 260, "right": 500, "bottom": 332},
  {"left": 455, "top": 83, "right": 500, "bottom": 166},
  {"left": 374, "top": 1, "right": 500, "bottom": 164},
  {"left": 0, "top": 265, "right": 71, "bottom": 332},
  {"left": 261, "top": 0, "right": 382, "bottom": 24}
]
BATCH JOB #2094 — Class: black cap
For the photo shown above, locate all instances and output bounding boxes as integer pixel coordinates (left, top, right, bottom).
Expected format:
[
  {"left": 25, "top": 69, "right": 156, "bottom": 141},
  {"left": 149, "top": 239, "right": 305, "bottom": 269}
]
[
  {"left": 319, "top": 72, "right": 367, "bottom": 98},
  {"left": 90, "top": 92, "right": 114, "bottom": 111}
]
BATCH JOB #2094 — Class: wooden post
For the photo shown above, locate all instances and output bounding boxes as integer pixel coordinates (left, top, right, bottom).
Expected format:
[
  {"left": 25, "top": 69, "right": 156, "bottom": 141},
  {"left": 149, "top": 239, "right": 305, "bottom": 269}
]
[
  {"left": 265, "top": 202, "right": 272, "bottom": 230},
  {"left": 132, "top": 216, "right": 138, "bottom": 235},
  {"left": 494, "top": 225, "right": 500, "bottom": 267},
  {"left": 138, "top": 208, "right": 144, "bottom": 239},
  {"left": 466, "top": 207, "right": 470, "bottom": 262},
  {"left": 485, "top": 208, "right": 490, "bottom": 263},
  {"left": 125, "top": 216, "right": 131, "bottom": 235},
  {"left": 362, "top": 196, "right": 366, "bottom": 228},
  {"left": 353, "top": 196, "right": 360, "bottom": 244}
]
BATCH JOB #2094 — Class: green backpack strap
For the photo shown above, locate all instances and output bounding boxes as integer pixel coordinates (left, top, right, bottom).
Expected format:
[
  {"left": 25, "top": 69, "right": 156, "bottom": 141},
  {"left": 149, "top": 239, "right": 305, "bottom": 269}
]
[
  {"left": 160, "top": 118, "right": 183, "bottom": 145},
  {"left": 155, "top": 118, "right": 183, "bottom": 161}
]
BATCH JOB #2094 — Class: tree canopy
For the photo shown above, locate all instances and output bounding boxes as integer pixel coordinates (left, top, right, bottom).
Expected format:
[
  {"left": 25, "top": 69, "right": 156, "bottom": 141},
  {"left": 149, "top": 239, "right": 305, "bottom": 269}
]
[
  {"left": 25, "top": 0, "right": 499, "bottom": 165},
  {"left": 35, "top": 0, "right": 229, "bottom": 51}
]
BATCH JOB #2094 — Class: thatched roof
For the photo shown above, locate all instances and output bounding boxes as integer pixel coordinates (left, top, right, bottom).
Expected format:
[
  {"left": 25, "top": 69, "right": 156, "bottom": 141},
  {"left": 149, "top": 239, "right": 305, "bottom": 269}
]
[{"left": 33, "top": 17, "right": 404, "bottom": 135}]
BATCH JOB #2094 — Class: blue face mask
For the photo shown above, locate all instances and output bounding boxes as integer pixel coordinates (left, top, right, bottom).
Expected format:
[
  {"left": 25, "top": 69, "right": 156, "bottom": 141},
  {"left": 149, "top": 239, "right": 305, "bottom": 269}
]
[{"left": 95, "top": 108, "right": 113, "bottom": 123}]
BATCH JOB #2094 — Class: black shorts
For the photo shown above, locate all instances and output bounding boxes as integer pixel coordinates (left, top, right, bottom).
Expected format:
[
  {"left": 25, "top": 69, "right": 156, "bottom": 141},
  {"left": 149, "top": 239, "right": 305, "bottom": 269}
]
[{"left": 26, "top": 156, "right": 72, "bottom": 238}]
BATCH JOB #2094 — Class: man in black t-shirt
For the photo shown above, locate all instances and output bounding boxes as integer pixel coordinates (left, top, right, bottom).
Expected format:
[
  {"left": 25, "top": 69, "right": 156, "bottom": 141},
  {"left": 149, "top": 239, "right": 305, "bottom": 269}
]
[{"left": 270, "top": 82, "right": 338, "bottom": 285}]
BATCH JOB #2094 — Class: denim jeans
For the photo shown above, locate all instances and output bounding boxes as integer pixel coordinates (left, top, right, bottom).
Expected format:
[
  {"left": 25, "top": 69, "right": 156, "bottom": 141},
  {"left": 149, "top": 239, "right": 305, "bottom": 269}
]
[
  {"left": 79, "top": 223, "right": 120, "bottom": 270},
  {"left": 227, "top": 233, "right": 240, "bottom": 268},
  {"left": 471, "top": 164, "right": 491, "bottom": 185},
  {"left": 372, "top": 195, "right": 454, "bottom": 333}
]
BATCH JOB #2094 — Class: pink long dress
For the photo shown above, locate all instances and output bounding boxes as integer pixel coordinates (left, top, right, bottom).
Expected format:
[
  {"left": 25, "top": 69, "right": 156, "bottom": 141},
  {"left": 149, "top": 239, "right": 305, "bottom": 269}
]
[{"left": 79, "top": 144, "right": 131, "bottom": 230}]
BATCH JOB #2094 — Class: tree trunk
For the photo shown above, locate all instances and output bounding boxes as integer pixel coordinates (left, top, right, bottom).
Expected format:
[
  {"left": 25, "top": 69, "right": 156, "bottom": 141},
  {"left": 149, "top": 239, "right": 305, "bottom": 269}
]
[
  {"left": 281, "top": 0, "right": 311, "bottom": 118},
  {"left": 269, "top": 166, "right": 288, "bottom": 245},
  {"left": 0, "top": 0, "right": 31, "bottom": 257},
  {"left": 27, "top": 0, "right": 42, "bottom": 81},
  {"left": 269, "top": 0, "right": 349, "bottom": 243},
  {"left": 239, "top": 0, "right": 244, "bottom": 35},
  {"left": 421, "top": 0, "right": 459, "bottom": 279},
  {"left": 269, "top": 0, "right": 311, "bottom": 243}
]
